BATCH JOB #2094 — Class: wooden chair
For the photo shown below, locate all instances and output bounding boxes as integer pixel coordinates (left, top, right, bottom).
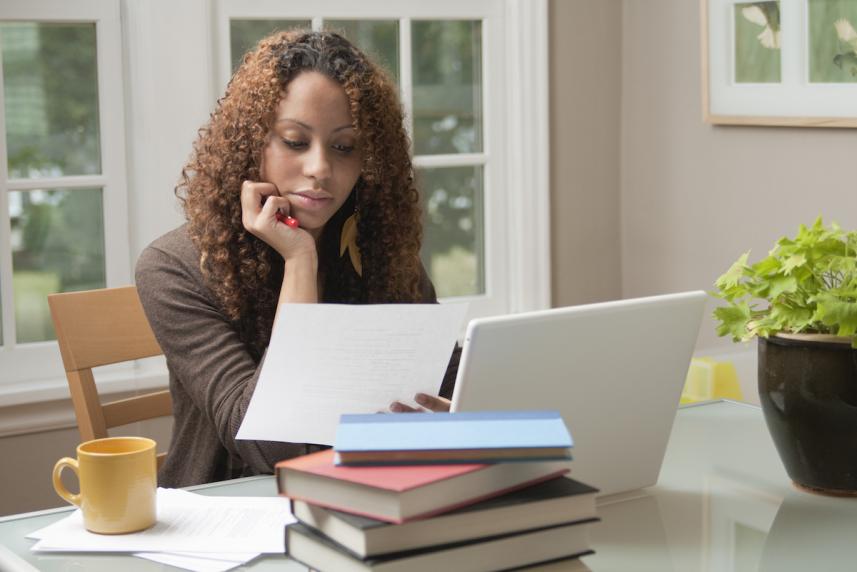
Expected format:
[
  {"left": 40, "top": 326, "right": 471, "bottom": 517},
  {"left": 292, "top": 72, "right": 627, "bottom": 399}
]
[{"left": 48, "top": 286, "right": 172, "bottom": 469}]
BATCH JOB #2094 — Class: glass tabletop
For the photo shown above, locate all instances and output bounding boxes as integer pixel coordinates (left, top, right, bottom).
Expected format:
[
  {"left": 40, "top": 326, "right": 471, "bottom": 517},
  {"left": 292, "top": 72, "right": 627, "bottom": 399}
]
[
  {"left": 586, "top": 400, "right": 857, "bottom": 572},
  {"left": 1, "top": 401, "right": 855, "bottom": 571}
]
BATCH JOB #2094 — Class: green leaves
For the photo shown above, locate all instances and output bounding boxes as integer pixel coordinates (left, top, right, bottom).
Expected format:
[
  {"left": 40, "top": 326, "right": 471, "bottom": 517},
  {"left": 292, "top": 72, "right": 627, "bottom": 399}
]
[
  {"left": 713, "top": 302, "right": 753, "bottom": 341},
  {"left": 762, "top": 274, "right": 798, "bottom": 300},
  {"left": 716, "top": 252, "right": 750, "bottom": 291},
  {"left": 812, "top": 293, "right": 857, "bottom": 338},
  {"left": 711, "top": 218, "right": 857, "bottom": 347},
  {"left": 781, "top": 254, "right": 806, "bottom": 275}
]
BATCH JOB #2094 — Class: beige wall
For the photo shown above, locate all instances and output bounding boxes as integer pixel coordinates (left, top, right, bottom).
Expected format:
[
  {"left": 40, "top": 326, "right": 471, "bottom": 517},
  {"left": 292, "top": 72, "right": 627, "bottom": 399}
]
[
  {"left": 550, "top": 0, "right": 857, "bottom": 350},
  {"left": 0, "top": 421, "right": 83, "bottom": 516},
  {"left": 621, "top": 0, "right": 857, "bottom": 351},
  {"left": 0, "top": 409, "right": 171, "bottom": 516},
  {"left": 549, "top": 0, "right": 623, "bottom": 307}
]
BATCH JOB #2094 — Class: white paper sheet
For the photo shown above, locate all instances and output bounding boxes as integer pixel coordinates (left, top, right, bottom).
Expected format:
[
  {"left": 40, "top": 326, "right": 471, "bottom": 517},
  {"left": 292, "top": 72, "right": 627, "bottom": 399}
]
[
  {"left": 133, "top": 551, "right": 256, "bottom": 572},
  {"left": 236, "top": 303, "right": 467, "bottom": 445},
  {"left": 138, "top": 549, "right": 258, "bottom": 562},
  {"left": 29, "top": 488, "right": 293, "bottom": 554}
]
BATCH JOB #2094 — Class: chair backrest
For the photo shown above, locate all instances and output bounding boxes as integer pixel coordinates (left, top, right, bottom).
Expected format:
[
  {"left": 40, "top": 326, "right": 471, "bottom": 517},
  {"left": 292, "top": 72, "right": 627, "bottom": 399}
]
[{"left": 48, "top": 286, "right": 171, "bottom": 469}]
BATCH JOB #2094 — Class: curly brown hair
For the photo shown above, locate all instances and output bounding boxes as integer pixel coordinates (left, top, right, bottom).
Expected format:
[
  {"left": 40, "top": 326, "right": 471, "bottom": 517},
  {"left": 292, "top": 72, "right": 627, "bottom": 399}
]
[{"left": 177, "top": 30, "right": 423, "bottom": 357}]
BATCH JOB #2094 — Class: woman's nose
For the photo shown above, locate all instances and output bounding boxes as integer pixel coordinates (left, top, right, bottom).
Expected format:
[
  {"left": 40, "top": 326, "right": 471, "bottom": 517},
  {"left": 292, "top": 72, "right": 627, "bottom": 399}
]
[{"left": 303, "top": 144, "right": 332, "bottom": 183}]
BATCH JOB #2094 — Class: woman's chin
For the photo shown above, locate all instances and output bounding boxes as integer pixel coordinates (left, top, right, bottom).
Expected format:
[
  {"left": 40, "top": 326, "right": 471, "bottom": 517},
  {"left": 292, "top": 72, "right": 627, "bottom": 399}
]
[{"left": 292, "top": 215, "right": 328, "bottom": 239}]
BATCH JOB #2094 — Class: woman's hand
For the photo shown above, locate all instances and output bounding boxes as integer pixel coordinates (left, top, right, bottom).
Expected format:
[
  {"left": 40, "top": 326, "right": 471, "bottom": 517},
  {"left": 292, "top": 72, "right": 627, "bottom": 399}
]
[
  {"left": 389, "top": 393, "right": 451, "bottom": 413},
  {"left": 240, "top": 180, "right": 315, "bottom": 261}
]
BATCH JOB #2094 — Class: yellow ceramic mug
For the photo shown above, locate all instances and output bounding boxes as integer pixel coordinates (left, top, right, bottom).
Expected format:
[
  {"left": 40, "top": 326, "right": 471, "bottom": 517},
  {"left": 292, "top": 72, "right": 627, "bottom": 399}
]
[{"left": 53, "top": 436, "right": 157, "bottom": 534}]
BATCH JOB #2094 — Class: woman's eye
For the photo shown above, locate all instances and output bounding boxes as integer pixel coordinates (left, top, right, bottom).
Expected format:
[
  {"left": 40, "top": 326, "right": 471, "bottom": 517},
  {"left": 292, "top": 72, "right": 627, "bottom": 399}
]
[
  {"left": 281, "top": 138, "right": 307, "bottom": 150},
  {"left": 333, "top": 143, "right": 355, "bottom": 154}
]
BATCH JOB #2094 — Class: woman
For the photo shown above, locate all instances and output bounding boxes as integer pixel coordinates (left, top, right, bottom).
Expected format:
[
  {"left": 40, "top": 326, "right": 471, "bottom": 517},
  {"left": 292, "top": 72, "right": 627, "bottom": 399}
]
[{"left": 135, "top": 30, "right": 459, "bottom": 488}]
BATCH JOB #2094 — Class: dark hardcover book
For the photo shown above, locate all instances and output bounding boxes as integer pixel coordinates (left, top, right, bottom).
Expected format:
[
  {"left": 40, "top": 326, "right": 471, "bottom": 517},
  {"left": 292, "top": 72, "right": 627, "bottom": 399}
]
[
  {"left": 510, "top": 557, "right": 592, "bottom": 571},
  {"left": 284, "top": 519, "right": 596, "bottom": 572},
  {"left": 291, "top": 476, "right": 599, "bottom": 557}
]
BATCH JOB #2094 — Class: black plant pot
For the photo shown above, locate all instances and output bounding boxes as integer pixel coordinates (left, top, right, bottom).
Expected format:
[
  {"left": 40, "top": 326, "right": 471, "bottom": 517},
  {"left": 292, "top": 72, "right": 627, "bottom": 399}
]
[{"left": 758, "top": 335, "right": 857, "bottom": 495}]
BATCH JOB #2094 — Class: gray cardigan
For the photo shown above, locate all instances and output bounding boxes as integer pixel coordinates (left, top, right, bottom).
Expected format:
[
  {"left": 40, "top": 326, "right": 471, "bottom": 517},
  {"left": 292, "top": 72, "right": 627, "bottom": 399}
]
[{"left": 135, "top": 225, "right": 459, "bottom": 487}]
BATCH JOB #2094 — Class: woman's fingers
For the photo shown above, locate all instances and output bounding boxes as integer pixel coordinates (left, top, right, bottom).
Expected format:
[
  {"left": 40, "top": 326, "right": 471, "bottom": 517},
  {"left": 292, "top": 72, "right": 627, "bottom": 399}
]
[
  {"left": 240, "top": 180, "right": 277, "bottom": 228},
  {"left": 415, "top": 393, "right": 451, "bottom": 412},
  {"left": 389, "top": 394, "right": 452, "bottom": 413},
  {"left": 259, "top": 194, "right": 291, "bottom": 225},
  {"left": 240, "top": 180, "right": 278, "bottom": 208},
  {"left": 389, "top": 401, "right": 418, "bottom": 413},
  {"left": 239, "top": 180, "right": 312, "bottom": 259},
  {"left": 240, "top": 180, "right": 290, "bottom": 232}
]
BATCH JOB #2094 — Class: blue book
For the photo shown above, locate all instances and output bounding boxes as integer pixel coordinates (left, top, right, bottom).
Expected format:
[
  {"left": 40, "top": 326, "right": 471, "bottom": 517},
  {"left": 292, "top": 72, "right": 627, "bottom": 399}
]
[{"left": 333, "top": 410, "right": 573, "bottom": 466}]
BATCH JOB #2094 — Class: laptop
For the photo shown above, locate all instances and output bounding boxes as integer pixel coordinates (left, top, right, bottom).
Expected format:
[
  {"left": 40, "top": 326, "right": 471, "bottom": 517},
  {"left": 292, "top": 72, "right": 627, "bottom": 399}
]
[{"left": 450, "top": 290, "right": 707, "bottom": 497}]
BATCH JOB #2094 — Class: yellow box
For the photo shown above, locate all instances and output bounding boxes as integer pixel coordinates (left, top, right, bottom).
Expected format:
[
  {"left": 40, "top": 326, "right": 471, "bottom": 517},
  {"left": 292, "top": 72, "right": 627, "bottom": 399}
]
[{"left": 681, "top": 357, "right": 743, "bottom": 404}]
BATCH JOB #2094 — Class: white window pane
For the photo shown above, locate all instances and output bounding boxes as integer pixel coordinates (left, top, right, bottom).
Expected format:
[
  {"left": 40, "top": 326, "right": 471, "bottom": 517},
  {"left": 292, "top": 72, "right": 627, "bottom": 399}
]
[
  {"left": 325, "top": 20, "right": 400, "bottom": 86},
  {"left": 0, "top": 22, "right": 101, "bottom": 179},
  {"left": 419, "top": 166, "right": 484, "bottom": 297},
  {"left": 230, "top": 19, "right": 312, "bottom": 72},
  {"left": 10, "top": 188, "right": 105, "bottom": 343},
  {"left": 412, "top": 20, "right": 483, "bottom": 155}
]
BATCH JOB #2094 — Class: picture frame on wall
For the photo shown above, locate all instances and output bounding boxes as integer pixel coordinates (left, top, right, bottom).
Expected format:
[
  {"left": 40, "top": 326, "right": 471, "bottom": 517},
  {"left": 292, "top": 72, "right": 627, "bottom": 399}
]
[{"left": 702, "top": 0, "right": 857, "bottom": 127}]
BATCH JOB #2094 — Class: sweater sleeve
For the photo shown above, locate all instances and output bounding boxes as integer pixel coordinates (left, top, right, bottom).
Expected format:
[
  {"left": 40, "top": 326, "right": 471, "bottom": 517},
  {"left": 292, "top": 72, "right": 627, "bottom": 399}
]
[{"left": 135, "top": 240, "right": 306, "bottom": 474}]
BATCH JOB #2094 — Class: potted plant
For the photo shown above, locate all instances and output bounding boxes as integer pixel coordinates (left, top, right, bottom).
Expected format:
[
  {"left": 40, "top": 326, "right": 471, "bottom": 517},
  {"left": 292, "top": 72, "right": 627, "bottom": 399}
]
[{"left": 712, "top": 218, "right": 857, "bottom": 496}]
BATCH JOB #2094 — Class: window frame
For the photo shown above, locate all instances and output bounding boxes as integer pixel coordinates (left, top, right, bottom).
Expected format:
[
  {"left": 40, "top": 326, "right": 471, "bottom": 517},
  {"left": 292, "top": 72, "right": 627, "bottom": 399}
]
[
  {"left": 0, "top": 0, "right": 132, "bottom": 390},
  {"left": 215, "top": 0, "right": 550, "bottom": 324}
]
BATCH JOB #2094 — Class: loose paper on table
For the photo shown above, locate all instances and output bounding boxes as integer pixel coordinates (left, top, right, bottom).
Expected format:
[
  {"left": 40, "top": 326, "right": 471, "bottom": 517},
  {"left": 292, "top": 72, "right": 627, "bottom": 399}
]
[
  {"left": 236, "top": 303, "right": 467, "bottom": 445},
  {"left": 29, "top": 489, "right": 292, "bottom": 554}
]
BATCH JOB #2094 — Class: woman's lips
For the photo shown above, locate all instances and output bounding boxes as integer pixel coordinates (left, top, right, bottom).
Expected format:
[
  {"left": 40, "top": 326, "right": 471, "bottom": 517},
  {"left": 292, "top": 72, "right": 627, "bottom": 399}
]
[{"left": 289, "top": 191, "right": 333, "bottom": 210}]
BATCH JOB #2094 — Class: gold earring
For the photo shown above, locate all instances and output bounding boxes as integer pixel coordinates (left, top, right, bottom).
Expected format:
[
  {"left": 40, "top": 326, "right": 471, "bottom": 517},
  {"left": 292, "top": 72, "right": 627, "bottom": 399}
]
[{"left": 340, "top": 213, "right": 362, "bottom": 276}]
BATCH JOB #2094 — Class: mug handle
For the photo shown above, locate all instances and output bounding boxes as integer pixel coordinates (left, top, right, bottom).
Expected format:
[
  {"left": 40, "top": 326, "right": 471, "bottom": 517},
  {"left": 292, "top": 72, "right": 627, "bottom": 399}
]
[{"left": 52, "top": 457, "right": 81, "bottom": 507}]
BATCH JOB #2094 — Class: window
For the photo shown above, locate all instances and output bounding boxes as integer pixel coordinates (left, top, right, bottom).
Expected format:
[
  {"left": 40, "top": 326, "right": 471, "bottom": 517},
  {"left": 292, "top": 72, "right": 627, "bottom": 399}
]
[
  {"left": 0, "top": 0, "right": 547, "bottom": 404},
  {"left": 215, "top": 0, "right": 550, "bottom": 324},
  {"left": 0, "top": 0, "right": 130, "bottom": 389}
]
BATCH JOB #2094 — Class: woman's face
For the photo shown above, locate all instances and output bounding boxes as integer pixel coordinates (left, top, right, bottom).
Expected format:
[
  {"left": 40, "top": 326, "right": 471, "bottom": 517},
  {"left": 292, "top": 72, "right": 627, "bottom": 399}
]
[{"left": 261, "top": 71, "right": 363, "bottom": 239}]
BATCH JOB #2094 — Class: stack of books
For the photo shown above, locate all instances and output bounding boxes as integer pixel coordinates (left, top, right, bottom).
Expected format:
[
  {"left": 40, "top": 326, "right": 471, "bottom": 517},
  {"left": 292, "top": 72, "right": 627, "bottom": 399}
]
[{"left": 277, "top": 411, "right": 599, "bottom": 571}]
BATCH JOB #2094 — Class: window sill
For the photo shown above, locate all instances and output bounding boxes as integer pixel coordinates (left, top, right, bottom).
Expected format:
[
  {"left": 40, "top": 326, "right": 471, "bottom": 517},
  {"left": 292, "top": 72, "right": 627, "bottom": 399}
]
[{"left": 0, "top": 360, "right": 169, "bottom": 438}]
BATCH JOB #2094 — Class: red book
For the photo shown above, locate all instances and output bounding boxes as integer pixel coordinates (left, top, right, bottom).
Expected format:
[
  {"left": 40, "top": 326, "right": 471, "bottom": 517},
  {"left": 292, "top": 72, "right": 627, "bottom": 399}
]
[{"left": 275, "top": 449, "right": 571, "bottom": 524}]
